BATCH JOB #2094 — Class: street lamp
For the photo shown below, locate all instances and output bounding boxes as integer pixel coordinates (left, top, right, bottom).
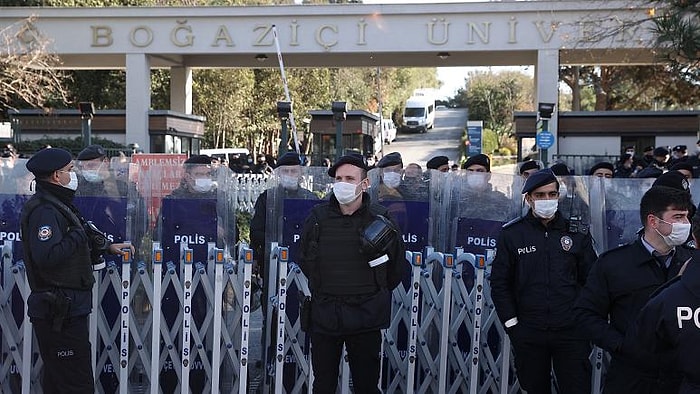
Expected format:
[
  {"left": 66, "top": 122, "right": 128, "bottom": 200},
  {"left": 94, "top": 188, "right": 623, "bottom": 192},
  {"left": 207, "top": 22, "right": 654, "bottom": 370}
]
[
  {"left": 277, "top": 101, "right": 292, "bottom": 155},
  {"left": 79, "top": 102, "right": 95, "bottom": 148},
  {"left": 331, "top": 101, "right": 347, "bottom": 161}
]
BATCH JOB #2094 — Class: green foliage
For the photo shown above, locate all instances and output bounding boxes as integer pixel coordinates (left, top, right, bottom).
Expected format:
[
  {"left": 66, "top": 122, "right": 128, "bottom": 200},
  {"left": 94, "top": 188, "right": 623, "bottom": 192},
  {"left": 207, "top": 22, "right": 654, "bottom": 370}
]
[
  {"left": 481, "top": 128, "right": 498, "bottom": 156},
  {"left": 651, "top": 0, "right": 700, "bottom": 83},
  {"left": 236, "top": 210, "right": 251, "bottom": 244}
]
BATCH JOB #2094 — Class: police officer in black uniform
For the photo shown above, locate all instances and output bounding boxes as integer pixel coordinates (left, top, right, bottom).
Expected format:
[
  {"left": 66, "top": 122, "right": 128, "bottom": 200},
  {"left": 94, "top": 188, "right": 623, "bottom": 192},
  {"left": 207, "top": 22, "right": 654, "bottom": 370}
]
[
  {"left": 298, "top": 153, "right": 408, "bottom": 394},
  {"left": 20, "top": 148, "right": 133, "bottom": 394},
  {"left": 575, "top": 185, "right": 696, "bottom": 394},
  {"left": 491, "top": 168, "right": 596, "bottom": 394}
]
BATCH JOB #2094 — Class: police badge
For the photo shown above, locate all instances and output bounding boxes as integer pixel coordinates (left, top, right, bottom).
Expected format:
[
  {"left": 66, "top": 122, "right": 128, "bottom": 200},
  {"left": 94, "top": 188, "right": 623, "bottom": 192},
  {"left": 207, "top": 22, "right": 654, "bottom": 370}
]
[
  {"left": 560, "top": 235, "right": 573, "bottom": 251},
  {"left": 38, "top": 225, "right": 52, "bottom": 241}
]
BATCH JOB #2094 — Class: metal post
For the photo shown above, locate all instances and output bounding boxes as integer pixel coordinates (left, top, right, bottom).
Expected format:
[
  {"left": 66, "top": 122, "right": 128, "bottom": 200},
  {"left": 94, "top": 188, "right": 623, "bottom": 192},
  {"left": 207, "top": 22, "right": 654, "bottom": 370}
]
[
  {"left": 536, "top": 102, "right": 555, "bottom": 167},
  {"left": 540, "top": 117, "right": 549, "bottom": 166},
  {"left": 79, "top": 102, "right": 95, "bottom": 148},
  {"left": 332, "top": 101, "right": 347, "bottom": 161},
  {"left": 277, "top": 101, "right": 292, "bottom": 155}
]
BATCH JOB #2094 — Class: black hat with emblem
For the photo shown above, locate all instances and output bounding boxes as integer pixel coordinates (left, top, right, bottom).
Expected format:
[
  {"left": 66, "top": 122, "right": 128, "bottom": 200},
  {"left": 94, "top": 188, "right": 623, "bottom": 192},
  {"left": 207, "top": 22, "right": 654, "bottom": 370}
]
[
  {"left": 77, "top": 144, "right": 107, "bottom": 161},
  {"left": 26, "top": 148, "right": 73, "bottom": 177},
  {"left": 328, "top": 152, "right": 368, "bottom": 177},
  {"left": 522, "top": 168, "right": 559, "bottom": 194},
  {"left": 462, "top": 154, "right": 491, "bottom": 172},
  {"left": 652, "top": 170, "right": 690, "bottom": 192}
]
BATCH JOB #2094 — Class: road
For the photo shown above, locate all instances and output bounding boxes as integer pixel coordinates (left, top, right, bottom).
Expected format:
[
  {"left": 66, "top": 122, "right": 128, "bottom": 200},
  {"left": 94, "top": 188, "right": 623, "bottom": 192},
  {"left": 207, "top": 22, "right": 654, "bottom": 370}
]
[{"left": 381, "top": 107, "right": 466, "bottom": 169}]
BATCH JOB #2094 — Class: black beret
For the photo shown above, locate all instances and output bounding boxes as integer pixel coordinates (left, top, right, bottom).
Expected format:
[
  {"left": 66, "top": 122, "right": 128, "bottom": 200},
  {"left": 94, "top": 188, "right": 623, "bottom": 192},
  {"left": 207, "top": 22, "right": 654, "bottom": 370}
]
[
  {"left": 653, "top": 147, "right": 669, "bottom": 157},
  {"left": 670, "top": 161, "right": 694, "bottom": 173},
  {"left": 328, "top": 152, "right": 368, "bottom": 177},
  {"left": 522, "top": 169, "right": 559, "bottom": 194},
  {"left": 426, "top": 155, "right": 449, "bottom": 170},
  {"left": 26, "top": 148, "right": 72, "bottom": 176},
  {"left": 589, "top": 161, "right": 614, "bottom": 175},
  {"left": 377, "top": 152, "right": 403, "bottom": 168},
  {"left": 77, "top": 144, "right": 106, "bottom": 161},
  {"left": 462, "top": 154, "right": 490, "bottom": 172},
  {"left": 185, "top": 154, "right": 212, "bottom": 165},
  {"left": 549, "top": 163, "right": 570, "bottom": 176},
  {"left": 275, "top": 152, "right": 301, "bottom": 168},
  {"left": 653, "top": 170, "right": 689, "bottom": 192},
  {"left": 643, "top": 145, "right": 655, "bottom": 153},
  {"left": 519, "top": 160, "right": 540, "bottom": 174}
]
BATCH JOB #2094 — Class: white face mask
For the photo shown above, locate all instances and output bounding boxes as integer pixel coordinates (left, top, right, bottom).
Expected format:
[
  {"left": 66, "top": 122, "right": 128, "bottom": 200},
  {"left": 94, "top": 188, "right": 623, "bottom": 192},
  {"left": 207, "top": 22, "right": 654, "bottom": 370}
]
[
  {"left": 382, "top": 172, "right": 401, "bottom": 188},
  {"left": 193, "top": 178, "right": 213, "bottom": 193},
  {"left": 62, "top": 171, "right": 78, "bottom": 191},
  {"left": 532, "top": 199, "right": 558, "bottom": 219},
  {"left": 82, "top": 169, "right": 103, "bottom": 183},
  {"left": 655, "top": 218, "right": 691, "bottom": 247},
  {"left": 280, "top": 175, "right": 299, "bottom": 190},
  {"left": 333, "top": 181, "right": 361, "bottom": 205},
  {"left": 466, "top": 173, "right": 487, "bottom": 189}
]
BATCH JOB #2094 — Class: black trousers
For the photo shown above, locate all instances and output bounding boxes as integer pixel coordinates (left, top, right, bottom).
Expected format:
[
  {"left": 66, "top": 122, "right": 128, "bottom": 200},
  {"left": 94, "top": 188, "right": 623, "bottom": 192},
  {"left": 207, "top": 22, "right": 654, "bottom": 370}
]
[
  {"left": 509, "top": 325, "right": 592, "bottom": 394},
  {"left": 33, "top": 315, "right": 94, "bottom": 394},
  {"left": 310, "top": 330, "right": 381, "bottom": 394}
]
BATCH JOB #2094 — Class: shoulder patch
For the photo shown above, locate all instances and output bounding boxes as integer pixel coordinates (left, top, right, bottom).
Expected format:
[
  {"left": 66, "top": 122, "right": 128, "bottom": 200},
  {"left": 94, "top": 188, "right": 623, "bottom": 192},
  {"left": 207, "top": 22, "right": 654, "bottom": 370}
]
[
  {"left": 502, "top": 216, "right": 524, "bottom": 229},
  {"left": 38, "top": 225, "right": 53, "bottom": 241}
]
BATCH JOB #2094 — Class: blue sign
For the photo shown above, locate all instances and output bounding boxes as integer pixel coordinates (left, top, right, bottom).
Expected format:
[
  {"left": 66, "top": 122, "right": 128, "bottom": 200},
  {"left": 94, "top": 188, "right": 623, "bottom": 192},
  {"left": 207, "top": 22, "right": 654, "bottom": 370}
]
[
  {"left": 467, "top": 125, "right": 483, "bottom": 156},
  {"left": 536, "top": 130, "right": 554, "bottom": 149}
]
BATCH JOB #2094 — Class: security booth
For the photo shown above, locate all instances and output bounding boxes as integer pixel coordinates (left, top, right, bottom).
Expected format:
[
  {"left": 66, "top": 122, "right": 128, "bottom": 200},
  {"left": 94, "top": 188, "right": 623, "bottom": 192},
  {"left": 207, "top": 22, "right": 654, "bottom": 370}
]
[{"left": 308, "top": 109, "right": 380, "bottom": 165}]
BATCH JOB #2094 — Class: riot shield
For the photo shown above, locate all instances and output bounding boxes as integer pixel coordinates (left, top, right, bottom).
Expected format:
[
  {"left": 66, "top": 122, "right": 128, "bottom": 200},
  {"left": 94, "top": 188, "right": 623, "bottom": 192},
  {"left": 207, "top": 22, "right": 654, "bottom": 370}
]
[
  {"left": 0, "top": 159, "right": 34, "bottom": 393},
  {"left": 444, "top": 171, "right": 520, "bottom": 393},
  {"left": 259, "top": 166, "right": 327, "bottom": 393},
  {"left": 368, "top": 166, "right": 435, "bottom": 393},
  {"left": 146, "top": 162, "right": 240, "bottom": 393},
  {"left": 72, "top": 160, "right": 147, "bottom": 393}
]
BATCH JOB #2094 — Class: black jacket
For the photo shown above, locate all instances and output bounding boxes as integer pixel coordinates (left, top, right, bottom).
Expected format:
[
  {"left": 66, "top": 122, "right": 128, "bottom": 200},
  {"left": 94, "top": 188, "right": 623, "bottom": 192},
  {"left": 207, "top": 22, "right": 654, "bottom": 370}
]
[
  {"left": 298, "top": 193, "right": 408, "bottom": 334},
  {"left": 490, "top": 210, "right": 596, "bottom": 330},
  {"left": 575, "top": 238, "right": 696, "bottom": 370},
  {"left": 628, "top": 260, "right": 700, "bottom": 393}
]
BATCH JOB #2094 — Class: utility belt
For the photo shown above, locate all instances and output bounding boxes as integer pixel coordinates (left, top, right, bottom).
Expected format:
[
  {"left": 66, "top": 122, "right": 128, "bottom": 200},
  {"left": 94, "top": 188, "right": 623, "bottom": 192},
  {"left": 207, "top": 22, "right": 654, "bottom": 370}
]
[{"left": 302, "top": 287, "right": 391, "bottom": 335}]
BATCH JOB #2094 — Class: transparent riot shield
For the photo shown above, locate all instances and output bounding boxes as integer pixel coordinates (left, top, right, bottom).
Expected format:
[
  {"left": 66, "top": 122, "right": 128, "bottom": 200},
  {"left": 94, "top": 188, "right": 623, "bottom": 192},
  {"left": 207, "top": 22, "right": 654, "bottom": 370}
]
[
  {"left": 0, "top": 159, "right": 35, "bottom": 393},
  {"left": 368, "top": 166, "right": 435, "bottom": 393},
  {"left": 444, "top": 171, "right": 520, "bottom": 393},
  {"left": 259, "top": 166, "right": 327, "bottom": 393},
  {"left": 72, "top": 159, "right": 148, "bottom": 393},
  {"left": 145, "top": 162, "right": 241, "bottom": 393}
]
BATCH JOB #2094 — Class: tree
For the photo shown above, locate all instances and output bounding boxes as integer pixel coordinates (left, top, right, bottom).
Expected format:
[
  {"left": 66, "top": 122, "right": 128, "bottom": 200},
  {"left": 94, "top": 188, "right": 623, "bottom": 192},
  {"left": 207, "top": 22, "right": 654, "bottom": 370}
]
[
  {"left": 651, "top": 0, "right": 700, "bottom": 83},
  {"left": 0, "top": 17, "right": 69, "bottom": 115},
  {"left": 454, "top": 70, "right": 533, "bottom": 152}
]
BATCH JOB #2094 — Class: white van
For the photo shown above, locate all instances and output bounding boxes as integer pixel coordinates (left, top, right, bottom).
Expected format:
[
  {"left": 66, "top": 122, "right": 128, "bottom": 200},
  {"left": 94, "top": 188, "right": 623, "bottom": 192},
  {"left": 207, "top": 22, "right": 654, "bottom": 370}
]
[
  {"left": 381, "top": 119, "right": 397, "bottom": 145},
  {"left": 402, "top": 96, "right": 435, "bottom": 133}
]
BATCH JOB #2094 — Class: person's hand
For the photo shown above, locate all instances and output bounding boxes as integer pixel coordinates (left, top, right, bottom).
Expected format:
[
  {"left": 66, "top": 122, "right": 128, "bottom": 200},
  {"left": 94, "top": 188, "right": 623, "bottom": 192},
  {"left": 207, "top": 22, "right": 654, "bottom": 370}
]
[{"left": 108, "top": 243, "right": 135, "bottom": 257}]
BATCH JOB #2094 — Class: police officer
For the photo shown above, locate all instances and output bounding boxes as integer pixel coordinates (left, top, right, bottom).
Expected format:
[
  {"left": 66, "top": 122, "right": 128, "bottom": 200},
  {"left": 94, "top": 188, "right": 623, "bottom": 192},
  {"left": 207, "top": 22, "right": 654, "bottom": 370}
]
[
  {"left": 376, "top": 152, "right": 405, "bottom": 201},
  {"left": 519, "top": 160, "right": 541, "bottom": 180},
  {"left": 426, "top": 155, "right": 450, "bottom": 173},
  {"left": 298, "top": 153, "right": 408, "bottom": 393},
  {"left": 491, "top": 168, "right": 596, "bottom": 394},
  {"left": 459, "top": 154, "right": 514, "bottom": 221},
  {"left": 20, "top": 148, "right": 133, "bottom": 393},
  {"left": 575, "top": 185, "right": 696, "bottom": 393}
]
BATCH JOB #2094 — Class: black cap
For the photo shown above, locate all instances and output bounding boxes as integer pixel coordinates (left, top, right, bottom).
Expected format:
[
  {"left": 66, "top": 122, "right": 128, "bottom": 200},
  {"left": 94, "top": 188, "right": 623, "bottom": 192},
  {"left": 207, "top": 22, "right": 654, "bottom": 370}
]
[
  {"left": 377, "top": 152, "right": 403, "bottom": 168},
  {"left": 77, "top": 144, "right": 106, "bottom": 161},
  {"left": 652, "top": 170, "right": 690, "bottom": 192},
  {"left": 26, "top": 148, "right": 72, "bottom": 176},
  {"left": 275, "top": 152, "right": 301, "bottom": 168},
  {"left": 426, "top": 155, "right": 449, "bottom": 170},
  {"left": 328, "top": 152, "right": 368, "bottom": 177},
  {"left": 522, "top": 169, "right": 559, "bottom": 194},
  {"left": 185, "top": 155, "right": 213, "bottom": 165},
  {"left": 643, "top": 145, "right": 655, "bottom": 153},
  {"left": 462, "top": 154, "right": 490, "bottom": 172},
  {"left": 549, "top": 162, "right": 570, "bottom": 176},
  {"left": 519, "top": 160, "right": 541, "bottom": 174},
  {"left": 589, "top": 161, "right": 614, "bottom": 175},
  {"left": 653, "top": 147, "right": 669, "bottom": 157},
  {"left": 673, "top": 145, "right": 687, "bottom": 152}
]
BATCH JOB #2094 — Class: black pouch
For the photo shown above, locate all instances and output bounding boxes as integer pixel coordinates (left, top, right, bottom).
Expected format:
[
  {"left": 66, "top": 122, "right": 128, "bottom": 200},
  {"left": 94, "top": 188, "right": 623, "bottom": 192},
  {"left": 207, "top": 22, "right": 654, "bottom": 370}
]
[
  {"left": 338, "top": 288, "right": 391, "bottom": 334},
  {"left": 299, "top": 294, "right": 312, "bottom": 332}
]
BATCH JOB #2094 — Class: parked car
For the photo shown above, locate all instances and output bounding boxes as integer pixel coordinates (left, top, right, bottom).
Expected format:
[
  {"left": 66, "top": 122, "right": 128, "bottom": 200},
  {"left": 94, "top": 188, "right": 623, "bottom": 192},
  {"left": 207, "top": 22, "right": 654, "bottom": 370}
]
[{"left": 382, "top": 119, "right": 397, "bottom": 145}]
